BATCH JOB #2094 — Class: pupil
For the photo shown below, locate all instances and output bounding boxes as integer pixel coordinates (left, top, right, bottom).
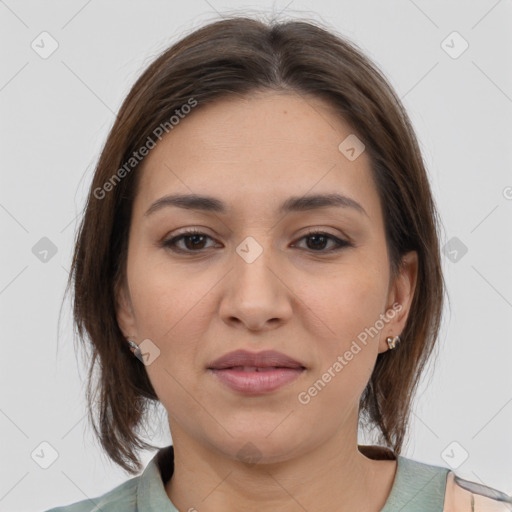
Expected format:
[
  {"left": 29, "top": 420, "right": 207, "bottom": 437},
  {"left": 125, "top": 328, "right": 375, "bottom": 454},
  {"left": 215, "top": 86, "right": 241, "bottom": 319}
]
[
  {"left": 187, "top": 235, "right": 204, "bottom": 249},
  {"left": 308, "top": 234, "right": 326, "bottom": 250}
]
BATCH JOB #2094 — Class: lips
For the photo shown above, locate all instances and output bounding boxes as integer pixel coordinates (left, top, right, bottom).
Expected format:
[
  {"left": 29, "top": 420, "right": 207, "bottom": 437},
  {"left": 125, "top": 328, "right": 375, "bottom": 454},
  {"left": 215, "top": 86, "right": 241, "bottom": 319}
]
[
  {"left": 207, "top": 350, "right": 305, "bottom": 370},
  {"left": 207, "top": 350, "right": 306, "bottom": 395}
]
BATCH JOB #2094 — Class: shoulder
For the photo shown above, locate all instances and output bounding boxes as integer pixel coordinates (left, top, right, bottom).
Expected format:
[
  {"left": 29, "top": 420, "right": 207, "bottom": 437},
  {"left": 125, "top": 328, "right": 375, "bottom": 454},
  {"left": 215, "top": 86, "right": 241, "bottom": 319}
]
[
  {"left": 390, "top": 455, "right": 450, "bottom": 507},
  {"left": 396, "top": 454, "right": 451, "bottom": 481},
  {"left": 390, "top": 457, "right": 512, "bottom": 511},
  {"left": 443, "top": 471, "right": 512, "bottom": 511},
  {"left": 43, "top": 475, "right": 139, "bottom": 512},
  {"left": 43, "top": 445, "right": 175, "bottom": 512},
  {"left": 386, "top": 456, "right": 511, "bottom": 512},
  {"left": 363, "top": 448, "right": 451, "bottom": 511}
]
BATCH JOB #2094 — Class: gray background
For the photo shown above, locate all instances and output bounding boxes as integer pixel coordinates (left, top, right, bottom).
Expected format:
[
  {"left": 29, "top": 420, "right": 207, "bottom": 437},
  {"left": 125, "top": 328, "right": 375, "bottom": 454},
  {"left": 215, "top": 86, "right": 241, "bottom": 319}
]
[{"left": 1, "top": 0, "right": 511, "bottom": 510}]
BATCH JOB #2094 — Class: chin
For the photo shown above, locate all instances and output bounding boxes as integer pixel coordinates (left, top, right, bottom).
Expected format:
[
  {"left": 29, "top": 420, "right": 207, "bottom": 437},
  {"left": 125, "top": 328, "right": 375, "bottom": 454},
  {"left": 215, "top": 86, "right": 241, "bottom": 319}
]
[{"left": 211, "top": 430, "right": 307, "bottom": 466}]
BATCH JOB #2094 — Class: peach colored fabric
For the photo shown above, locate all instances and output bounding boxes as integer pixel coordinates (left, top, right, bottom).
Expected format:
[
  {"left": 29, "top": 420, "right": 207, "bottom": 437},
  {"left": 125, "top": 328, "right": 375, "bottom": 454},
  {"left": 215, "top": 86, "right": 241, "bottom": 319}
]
[{"left": 443, "top": 471, "right": 511, "bottom": 511}]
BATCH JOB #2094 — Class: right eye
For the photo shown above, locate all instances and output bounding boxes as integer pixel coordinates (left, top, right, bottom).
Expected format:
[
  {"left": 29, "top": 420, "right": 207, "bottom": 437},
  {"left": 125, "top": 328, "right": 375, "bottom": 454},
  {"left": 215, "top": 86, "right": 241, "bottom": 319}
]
[{"left": 162, "top": 229, "right": 218, "bottom": 253}]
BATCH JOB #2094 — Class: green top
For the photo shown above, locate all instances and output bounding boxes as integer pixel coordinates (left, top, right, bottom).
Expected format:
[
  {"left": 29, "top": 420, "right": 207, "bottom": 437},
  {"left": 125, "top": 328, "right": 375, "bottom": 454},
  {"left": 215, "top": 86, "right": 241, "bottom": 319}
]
[{"left": 44, "top": 445, "right": 451, "bottom": 511}]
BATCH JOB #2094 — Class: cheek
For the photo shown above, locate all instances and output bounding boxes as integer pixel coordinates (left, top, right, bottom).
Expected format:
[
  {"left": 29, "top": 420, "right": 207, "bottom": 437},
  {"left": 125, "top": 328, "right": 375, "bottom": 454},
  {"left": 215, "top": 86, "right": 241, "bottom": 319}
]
[
  {"left": 127, "top": 260, "right": 207, "bottom": 413},
  {"left": 126, "top": 250, "right": 217, "bottom": 387},
  {"left": 127, "top": 249, "right": 208, "bottom": 338},
  {"left": 300, "top": 262, "right": 388, "bottom": 394},
  {"left": 305, "top": 261, "right": 389, "bottom": 343},
  {"left": 300, "top": 283, "right": 384, "bottom": 415}
]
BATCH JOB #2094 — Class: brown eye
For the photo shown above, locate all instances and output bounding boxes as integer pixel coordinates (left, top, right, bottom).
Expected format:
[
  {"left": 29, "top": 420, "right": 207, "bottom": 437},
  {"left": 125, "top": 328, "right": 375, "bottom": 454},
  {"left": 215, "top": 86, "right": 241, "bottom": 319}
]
[
  {"left": 163, "top": 230, "right": 216, "bottom": 252},
  {"left": 162, "top": 229, "right": 352, "bottom": 254},
  {"left": 293, "top": 231, "right": 352, "bottom": 252}
]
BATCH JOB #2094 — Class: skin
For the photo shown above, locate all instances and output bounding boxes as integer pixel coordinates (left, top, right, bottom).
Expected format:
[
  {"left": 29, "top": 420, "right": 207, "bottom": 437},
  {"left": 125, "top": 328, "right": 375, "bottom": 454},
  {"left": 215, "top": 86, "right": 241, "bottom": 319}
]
[{"left": 116, "top": 90, "right": 418, "bottom": 512}]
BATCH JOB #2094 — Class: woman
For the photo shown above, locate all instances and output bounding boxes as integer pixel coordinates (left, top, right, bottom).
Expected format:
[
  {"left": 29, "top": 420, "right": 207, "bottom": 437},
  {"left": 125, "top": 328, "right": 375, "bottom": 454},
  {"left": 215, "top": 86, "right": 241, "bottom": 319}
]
[{"left": 45, "top": 15, "right": 510, "bottom": 512}]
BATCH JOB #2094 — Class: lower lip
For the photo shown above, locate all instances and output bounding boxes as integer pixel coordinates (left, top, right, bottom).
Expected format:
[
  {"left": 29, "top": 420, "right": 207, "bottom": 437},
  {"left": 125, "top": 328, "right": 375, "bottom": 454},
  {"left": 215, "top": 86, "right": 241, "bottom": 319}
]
[{"left": 208, "top": 367, "right": 305, "bottom": 394}]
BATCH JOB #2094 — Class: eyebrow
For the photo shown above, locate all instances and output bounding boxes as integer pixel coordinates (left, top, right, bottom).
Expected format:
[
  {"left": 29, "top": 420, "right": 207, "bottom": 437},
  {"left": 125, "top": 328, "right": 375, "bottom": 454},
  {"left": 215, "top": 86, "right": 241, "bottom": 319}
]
[{"left": 144, "top": 192, "right": 368, "bottom": 218}]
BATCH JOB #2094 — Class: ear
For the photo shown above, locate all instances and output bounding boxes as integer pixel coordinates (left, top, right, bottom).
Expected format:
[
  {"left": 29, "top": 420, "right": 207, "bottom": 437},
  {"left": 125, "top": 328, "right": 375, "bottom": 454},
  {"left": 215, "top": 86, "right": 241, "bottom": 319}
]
[
  {"left": 378, "top": 251, "right": 418, "bottom": 354},
  {"left": 114, "top": 278, "right": 138, "bottom": 340}
]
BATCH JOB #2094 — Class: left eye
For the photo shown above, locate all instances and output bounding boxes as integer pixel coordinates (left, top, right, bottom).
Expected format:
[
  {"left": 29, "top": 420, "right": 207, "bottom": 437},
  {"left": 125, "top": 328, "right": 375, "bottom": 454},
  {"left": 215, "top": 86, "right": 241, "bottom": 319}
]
[
  {"left": 293, "top": 231, "right": 351, "bottom": 252},
  {"left": 163, "top": 230, "right": 351, "bottom": 253}
]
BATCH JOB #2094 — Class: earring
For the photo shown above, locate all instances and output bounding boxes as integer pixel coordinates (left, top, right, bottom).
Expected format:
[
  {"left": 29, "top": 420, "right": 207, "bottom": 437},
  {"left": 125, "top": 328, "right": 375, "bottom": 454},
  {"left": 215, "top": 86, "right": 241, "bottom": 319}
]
[
  {"left": 127, "top": 339, "right": 142, "bottom": 359},
  {"left": 386, "top": 335, "right": 401, "bottom": 350}
]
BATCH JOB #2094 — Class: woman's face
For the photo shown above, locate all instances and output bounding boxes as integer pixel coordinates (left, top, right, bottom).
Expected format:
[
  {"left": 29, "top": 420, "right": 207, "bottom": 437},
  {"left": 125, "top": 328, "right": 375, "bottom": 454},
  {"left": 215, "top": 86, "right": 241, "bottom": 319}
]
[{"left": 116, "top": 91, "right": 417, "bottom": 463}]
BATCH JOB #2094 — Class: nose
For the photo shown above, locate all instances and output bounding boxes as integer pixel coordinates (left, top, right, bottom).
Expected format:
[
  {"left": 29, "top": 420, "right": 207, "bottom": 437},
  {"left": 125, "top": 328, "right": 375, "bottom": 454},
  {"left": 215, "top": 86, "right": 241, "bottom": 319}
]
[{"left": 218, "top": 239, "right": 293, "bottom": 332}]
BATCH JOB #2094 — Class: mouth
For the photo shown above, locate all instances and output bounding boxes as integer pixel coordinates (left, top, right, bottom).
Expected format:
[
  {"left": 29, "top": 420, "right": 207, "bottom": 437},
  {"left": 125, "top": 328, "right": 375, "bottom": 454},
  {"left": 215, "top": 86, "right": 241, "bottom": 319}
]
[
  {"left": 208, "top": 349, "right": 305, "bottom": 370},
  {"left": 207, "top": 350, "right": 306, "bottom": 395},
  {"left": 223, "top": 366, "right": 296, "bottom": 372}
]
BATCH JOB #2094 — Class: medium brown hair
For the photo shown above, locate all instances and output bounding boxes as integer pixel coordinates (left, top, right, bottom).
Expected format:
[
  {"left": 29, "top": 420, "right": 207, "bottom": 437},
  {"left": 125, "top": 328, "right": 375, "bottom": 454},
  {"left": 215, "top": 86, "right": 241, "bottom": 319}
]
[{"left": 66, "top": 15, "right": 445, "bottom": 474}]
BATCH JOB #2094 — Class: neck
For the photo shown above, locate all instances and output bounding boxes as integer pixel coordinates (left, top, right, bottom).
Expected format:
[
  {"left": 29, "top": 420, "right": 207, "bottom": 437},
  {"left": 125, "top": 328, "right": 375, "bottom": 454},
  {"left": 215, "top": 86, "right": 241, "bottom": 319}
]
[{"left": 164, "top": 420, "right": 397, "bottom": 512}]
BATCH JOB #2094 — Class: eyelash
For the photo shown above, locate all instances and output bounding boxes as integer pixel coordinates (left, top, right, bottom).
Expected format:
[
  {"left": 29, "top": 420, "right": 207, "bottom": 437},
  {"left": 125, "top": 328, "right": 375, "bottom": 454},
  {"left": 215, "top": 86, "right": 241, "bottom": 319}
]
[{"left": 162, "top": 229, "right": 353, "bottom": 254}]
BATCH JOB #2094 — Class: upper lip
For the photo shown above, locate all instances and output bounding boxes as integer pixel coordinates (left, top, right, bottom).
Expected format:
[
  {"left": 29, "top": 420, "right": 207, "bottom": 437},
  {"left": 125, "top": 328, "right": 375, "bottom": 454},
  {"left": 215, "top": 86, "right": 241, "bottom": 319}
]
[{"left": 207, "top": 350, "right": 305, "bottom": 370}]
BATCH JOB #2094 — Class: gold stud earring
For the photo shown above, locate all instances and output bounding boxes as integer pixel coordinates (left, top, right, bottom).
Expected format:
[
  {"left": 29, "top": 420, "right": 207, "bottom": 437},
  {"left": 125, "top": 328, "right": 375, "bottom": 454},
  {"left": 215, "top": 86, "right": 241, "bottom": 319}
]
[
  {"left": 386, "top": 335, "right": 401, "bottom": 350},
  {"left": 126, "top": 338, "right": 142, "bottom": 359}
]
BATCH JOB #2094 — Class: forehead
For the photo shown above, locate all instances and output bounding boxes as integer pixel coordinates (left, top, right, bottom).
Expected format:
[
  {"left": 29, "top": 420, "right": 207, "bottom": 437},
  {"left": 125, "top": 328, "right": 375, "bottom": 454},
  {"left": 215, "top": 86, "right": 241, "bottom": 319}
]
[{"left": 133, "top": 91, "right": 381, "bottom": 222}]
